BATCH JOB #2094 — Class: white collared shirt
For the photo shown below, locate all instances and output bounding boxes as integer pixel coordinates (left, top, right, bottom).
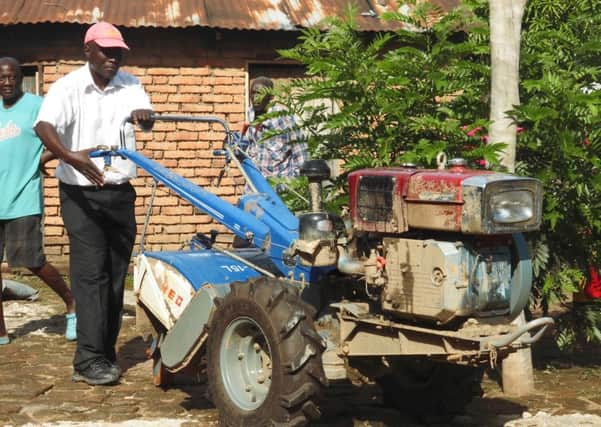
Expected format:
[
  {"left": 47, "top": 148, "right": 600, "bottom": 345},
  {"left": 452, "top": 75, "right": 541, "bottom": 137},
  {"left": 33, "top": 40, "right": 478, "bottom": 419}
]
[{"left": 35, "top": 63, "right": 152, "bottom": 185}]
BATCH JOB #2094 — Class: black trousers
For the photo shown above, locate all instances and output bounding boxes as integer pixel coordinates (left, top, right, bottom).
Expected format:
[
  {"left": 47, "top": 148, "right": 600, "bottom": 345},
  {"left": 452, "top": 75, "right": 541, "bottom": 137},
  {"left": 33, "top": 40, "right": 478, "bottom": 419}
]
[{"left": 59, "top": 182, "right": 137, "bottom": 369}]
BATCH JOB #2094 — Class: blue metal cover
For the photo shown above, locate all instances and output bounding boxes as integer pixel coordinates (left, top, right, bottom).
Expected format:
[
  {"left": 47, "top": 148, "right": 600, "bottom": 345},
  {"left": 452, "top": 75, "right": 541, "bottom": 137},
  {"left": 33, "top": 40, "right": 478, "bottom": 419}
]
[{"left": 145, "top": 250, "right": 262, "bottom": 291}]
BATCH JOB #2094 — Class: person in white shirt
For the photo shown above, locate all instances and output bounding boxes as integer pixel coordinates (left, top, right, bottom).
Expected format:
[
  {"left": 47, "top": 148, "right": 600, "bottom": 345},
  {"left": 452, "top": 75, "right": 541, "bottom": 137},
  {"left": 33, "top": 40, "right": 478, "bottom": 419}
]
[{"left": 35, "top": 22, "right": 154, "bottom": 386}]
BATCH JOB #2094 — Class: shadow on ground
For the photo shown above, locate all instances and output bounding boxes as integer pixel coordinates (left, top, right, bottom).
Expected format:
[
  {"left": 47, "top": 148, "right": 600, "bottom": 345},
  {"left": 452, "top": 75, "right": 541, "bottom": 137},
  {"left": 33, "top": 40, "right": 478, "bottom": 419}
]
[{"left": 12, "top": 313, "right": 65, "bottom": 338}]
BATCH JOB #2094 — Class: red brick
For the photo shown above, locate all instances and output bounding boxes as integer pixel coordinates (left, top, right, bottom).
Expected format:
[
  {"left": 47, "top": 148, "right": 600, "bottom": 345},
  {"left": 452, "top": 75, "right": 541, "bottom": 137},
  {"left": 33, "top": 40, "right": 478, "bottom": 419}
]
[
  {"left": 183, "top": 215, "right": 212, "bottom": 224},
  {"left": 177, "top": 122, "right": 210, "bottom": 131},
  {"left": 147, "top": 68, "right": 180, "bottom": 75},
  {"left": 43, "top": 216, "right": 64, "bottom": 225},
  {"left": 170, "top": 76, "right": 204, "bottom": 85},
  {"left": 175, "top": 141, "right": 206, "bottom": 150},
  {"left": 214, "top": 85, "right": 245, "bottom": 95},
  {"left": 228, "top": 113, "right": 245, "bottom": 123},
  {"left": 152, "top": 132, "right": 166, "bottom": 142},
  {"left": 181, "top": 104, "right": 214, "bottom": 113},
  {"left": 147, "top": 85, "right": 178, "bottom": 93},
  {"left": 44, "top": 206, "right": 59, "bottom": 216},
  {"left": 165, "top": 131, "right": 198, "bottom": 141},
  {"left": 45, "top": 226, "right": 64, "bottom": 236},
  {"left": 179, "top": 85, "right": 212, "bottom": 94},
  {"left": 45, "top": 197, "right": 60, "bottom": 207},
  {"left": 213, "top": 69, "right": 245, "bottom": 77},
  {"left": 201, "top": 94, "right": 234, "bottom": 103},
  {"left": 154, "top": 122, "right": 177, "bottom": 131},
  {"left": 43, "top": 187, "right": 59, "bottom": 197},
  {"left": 165, "top": 224, "right": 198, "bottom": 234},
  {"left": 136, "top": 133, "right": 153, "bottom": 141},
  {"left": 164, "top": 150, "right": 196, "bottom": 159},
  {"left": 153, "top": 76, "right": 169, "bottom": 84},
  {"left": 178, "top": 159, "right": 212, "bottom": 168},
  {"left": 180, "top": 67, "right": 211, "bottom": 76},
  {"left": 162, "top": 206, "right": 194, "bottom": 215},
  {"left": 144, "top": 141, "right": 171, "bottom": 150},
  {"left": 198, "top": 131, "right": 226, "bottom": 141},
  {"left": 168, "top": 94, "right": 201, "bottom": 103},
  {"left": 214, "top": 104, "right": 244, "bottom": 113},
  {"left": 213, "top": 77, "right": 233, "bottom": 85},
  {"left": 150, "top": 215, "right": 181, "bottom": 225},
  {"left": 151, "top": 93, "right": 169, "bottom": 103},
  {"left": 146, "top": 234, "right": 182, "bottom": 243},
  {"left": 160, "top": 159, "right": 178, "bottom": 168},
  {"left": 134, "top": 187, "right": 154, "bottom": 197},
  {"left": 44, "top": 236, "right": 69, "bottom": 244},
  {"left": 44, "top": 246, "right": 63, "bottom": 255}
]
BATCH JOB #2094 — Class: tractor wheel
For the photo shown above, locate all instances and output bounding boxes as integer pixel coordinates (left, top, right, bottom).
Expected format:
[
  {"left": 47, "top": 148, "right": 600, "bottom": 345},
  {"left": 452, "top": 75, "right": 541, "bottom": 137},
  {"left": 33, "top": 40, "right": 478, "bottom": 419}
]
[
  {"left": 377, "top": 360, "right": 483, "bottom": 419},
  {"left": 207, "top": 277, "right": 328, "bottom": 427}
]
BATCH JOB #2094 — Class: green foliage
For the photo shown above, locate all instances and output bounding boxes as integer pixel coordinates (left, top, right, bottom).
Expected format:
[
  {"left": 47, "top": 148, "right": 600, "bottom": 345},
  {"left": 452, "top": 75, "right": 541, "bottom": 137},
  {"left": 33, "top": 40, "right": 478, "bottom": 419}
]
[
  {"left": 275, "top": 0, "right": 498, "bottom": 187},
  {"left": 554, "top": 302, "right": 601, "bottom": 352},
  {"left": 272, "top": 0, "right": 601, "bottom": 344},
  {"left": 512, "top": 0, "right": 601, "bottom": 312},
  {"left": 271, "top": 175, "right": 348, "bottom": 215}
]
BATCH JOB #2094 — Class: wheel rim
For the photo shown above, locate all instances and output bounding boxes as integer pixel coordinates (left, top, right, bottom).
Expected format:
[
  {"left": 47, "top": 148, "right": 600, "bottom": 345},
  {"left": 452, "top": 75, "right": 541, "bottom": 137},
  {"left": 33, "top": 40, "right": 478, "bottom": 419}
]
[{"left": 220, "top": 316, "right": 273, "bottom": 411}]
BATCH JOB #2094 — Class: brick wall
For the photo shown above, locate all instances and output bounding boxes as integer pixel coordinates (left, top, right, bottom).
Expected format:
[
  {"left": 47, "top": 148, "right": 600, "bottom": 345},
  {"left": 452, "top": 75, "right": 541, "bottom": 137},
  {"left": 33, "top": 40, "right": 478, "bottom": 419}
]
[{"left": 0, "top": 24, "right": 300, "bottom": 271}]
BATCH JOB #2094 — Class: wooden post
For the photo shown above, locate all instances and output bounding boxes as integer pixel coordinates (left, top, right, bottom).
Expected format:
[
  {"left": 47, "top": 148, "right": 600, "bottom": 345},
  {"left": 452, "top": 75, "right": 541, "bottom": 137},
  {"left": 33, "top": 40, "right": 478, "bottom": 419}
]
[
  {"left": 489, "top": 0, "right": 527, "bottom": 172},
  {"left": 501, "top": 311, "right": 535, "bottom": 396}
]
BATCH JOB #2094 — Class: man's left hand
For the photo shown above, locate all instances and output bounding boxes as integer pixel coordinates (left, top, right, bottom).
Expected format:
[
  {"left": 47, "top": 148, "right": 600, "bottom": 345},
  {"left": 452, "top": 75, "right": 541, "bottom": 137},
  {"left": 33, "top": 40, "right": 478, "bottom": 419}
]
[{"left": 131, "top": 109, "right": 154, "bottom": 131}]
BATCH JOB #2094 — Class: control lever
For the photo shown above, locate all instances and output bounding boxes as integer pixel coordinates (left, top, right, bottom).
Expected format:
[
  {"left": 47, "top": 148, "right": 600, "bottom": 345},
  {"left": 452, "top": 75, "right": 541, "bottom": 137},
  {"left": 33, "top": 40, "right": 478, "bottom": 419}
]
[
  {"left": 191, "top": 230, "right": 219, "bottom": 249},
  {"left": 212, "top": 147, "right": 231, "bottom": 187}
]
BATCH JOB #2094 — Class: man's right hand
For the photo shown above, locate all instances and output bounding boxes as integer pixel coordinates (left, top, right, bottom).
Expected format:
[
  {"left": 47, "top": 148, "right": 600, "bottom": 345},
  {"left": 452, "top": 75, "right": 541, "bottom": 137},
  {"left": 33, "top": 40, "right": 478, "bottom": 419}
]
[{"left": 66, "top": 148, "right": 104, "bottom": 186}]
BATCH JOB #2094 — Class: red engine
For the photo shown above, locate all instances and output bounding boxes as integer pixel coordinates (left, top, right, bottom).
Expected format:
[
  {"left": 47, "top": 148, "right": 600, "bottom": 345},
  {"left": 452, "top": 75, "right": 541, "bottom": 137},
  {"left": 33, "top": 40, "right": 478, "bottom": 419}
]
[{"left": 348, "top": 162, "right": 543, "bottom": 235}]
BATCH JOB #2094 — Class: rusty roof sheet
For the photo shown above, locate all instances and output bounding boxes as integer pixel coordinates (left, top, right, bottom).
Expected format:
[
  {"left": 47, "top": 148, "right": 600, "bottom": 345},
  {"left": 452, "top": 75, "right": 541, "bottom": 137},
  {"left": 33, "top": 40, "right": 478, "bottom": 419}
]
[{"left": 0, "top": 0, "right": 458, "bottom": 31}]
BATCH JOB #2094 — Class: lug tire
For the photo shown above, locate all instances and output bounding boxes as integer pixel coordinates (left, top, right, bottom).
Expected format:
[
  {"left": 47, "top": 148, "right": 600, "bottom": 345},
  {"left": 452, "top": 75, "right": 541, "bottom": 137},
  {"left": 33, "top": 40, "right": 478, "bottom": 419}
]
[{"left": 207, "top": 277, "right": 328, "bottom": 427}]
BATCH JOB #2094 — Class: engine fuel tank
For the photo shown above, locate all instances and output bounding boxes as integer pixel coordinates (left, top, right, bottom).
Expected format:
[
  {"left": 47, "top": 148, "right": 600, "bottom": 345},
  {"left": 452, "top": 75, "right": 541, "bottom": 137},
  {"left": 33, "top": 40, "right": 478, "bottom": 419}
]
[{"left": 348, "top": 166, "right": 542, "bottom": 235}]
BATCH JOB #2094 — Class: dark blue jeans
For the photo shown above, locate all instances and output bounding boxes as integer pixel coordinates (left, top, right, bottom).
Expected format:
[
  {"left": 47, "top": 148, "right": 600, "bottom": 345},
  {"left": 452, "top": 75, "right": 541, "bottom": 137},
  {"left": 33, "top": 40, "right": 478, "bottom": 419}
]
[{"left": 59, "top": 182, "right": 136, "bottom": 370}]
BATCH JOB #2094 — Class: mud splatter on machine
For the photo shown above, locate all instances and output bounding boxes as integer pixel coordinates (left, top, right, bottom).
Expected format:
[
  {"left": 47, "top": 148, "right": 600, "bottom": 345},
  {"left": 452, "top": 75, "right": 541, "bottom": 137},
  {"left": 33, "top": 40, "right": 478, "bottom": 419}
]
[{"left": 93, "top": 115, "right": 552, "bottom": 426}]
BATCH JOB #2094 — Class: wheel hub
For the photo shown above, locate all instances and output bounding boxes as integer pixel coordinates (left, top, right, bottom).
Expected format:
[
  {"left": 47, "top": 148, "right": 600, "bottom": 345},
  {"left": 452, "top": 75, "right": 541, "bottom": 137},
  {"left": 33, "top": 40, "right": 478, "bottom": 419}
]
[{"left": 220, "top": 317, "right": 273, "bottom": 410}]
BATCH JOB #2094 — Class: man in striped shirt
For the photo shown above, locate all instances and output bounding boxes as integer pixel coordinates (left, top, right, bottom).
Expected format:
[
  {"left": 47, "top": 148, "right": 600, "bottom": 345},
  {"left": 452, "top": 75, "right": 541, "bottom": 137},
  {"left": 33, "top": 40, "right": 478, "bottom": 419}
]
[{"left": 245, "top": 77, "right": 308, "bottom": 178}]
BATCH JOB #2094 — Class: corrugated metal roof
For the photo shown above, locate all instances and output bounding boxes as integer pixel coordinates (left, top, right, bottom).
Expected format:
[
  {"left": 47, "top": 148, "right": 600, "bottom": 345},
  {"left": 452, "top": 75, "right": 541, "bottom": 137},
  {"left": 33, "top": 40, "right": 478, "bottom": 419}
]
[{"left": 0, "top": 0, "right": 458, "bottom": 31}]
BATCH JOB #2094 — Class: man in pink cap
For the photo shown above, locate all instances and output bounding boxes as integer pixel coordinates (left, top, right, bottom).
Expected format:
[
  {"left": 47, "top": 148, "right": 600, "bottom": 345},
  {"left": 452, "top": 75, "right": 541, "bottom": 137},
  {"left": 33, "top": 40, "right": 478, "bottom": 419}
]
[{"left": 35, "top": 22, "right": 154, "bottom": 386}]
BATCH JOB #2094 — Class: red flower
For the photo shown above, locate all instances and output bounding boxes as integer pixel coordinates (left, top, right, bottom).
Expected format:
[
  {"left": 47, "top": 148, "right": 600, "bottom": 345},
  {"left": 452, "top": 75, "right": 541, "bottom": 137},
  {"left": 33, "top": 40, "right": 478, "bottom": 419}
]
[{"left": 585, "top": 265, "right": 601, "bottom": 299}]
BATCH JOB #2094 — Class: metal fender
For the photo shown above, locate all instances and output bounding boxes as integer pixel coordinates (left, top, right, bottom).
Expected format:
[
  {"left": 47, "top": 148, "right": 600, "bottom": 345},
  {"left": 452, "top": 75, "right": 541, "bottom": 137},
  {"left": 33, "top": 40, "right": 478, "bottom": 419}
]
[
  {"left": 509, "top": 233, "right": 532, "bottom": 320},
  {"left": 160, "top": 283, "right": 228, "bottom": 372},
  {"left": 143, "top": 250, "right": 267, "bottom": 291},
  {"left": 135, "top": 249, "right": 275, "bottom": 370}
]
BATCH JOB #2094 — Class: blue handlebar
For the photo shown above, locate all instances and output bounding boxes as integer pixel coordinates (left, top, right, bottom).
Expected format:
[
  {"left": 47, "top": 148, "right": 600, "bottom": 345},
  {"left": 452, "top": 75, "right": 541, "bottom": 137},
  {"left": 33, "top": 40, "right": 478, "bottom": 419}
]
[{"left": 89, "top": 148, "right": 118, "bottom": 168}]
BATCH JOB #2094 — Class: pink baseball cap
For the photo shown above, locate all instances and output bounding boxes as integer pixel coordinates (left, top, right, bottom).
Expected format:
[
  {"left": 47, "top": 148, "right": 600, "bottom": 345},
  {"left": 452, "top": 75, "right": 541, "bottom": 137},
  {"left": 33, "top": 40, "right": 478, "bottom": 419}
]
[{"left": 84, "top": 22, "right": 130, "bottom": 50}]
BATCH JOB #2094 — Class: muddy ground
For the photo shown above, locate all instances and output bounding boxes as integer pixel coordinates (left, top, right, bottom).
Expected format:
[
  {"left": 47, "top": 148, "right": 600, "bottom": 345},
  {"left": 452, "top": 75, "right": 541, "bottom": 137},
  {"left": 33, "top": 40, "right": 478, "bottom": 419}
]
[{"left": 1, "top": 275, "right": 600, "bottom": 427}]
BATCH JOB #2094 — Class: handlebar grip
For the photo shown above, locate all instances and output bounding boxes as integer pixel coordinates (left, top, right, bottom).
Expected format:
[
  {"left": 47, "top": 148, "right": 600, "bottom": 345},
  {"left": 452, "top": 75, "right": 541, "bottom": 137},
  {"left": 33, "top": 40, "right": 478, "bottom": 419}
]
[
  {"left": 213, "top": 150, "right": 228, "bottom": 156},
  {"left": 89, "top": 150, "right": 108, "bottom": 158}
]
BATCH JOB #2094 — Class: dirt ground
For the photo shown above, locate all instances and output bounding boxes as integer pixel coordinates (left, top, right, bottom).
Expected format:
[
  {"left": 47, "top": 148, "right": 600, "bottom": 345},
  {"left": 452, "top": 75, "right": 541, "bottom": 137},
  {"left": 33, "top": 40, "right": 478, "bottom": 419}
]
[{"left": 1, "top": 274, "right": 601, "bottom": 427}]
